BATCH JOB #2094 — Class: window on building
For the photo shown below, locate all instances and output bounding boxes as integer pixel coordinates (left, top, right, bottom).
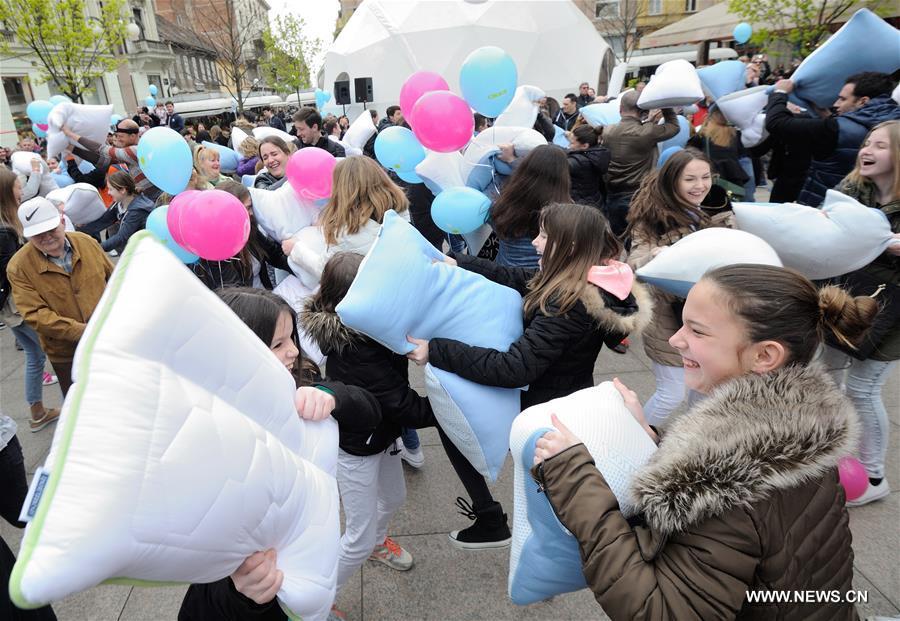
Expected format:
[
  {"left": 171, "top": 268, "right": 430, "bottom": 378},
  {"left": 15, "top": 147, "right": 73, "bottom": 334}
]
[
  {"left": 595, "top": 0, "right": 620, "bottom": 18},
  {"left": 132, "top": 8, "right": 145, "bottom": 39},
  {"left": 648, "top": 0, "right": 662, "bottom": 14},
  {"left": 684, "top": 0, "right": 697, "bottom": 11},
  {"left": 148, "top": 74, "right": 162, "bottom": 96},
  {"left": 190, "top": 56, "right": 199, "bottom": 79},
  {"left": 3, "top": 77, "right": 28, "bottom": 108}
]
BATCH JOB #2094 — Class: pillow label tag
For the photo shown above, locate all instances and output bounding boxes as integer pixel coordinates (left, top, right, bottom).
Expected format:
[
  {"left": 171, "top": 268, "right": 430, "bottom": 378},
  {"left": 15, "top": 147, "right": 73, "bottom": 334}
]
[{"left": 19, "top": 466, "right": 50, "bottom": 523}]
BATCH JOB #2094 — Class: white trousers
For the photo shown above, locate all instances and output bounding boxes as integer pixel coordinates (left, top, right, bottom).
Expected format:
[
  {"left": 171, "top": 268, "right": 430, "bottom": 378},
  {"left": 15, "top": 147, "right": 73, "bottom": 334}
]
[{"left": 335, "top": 446, "right": 407, "bottom": 590}]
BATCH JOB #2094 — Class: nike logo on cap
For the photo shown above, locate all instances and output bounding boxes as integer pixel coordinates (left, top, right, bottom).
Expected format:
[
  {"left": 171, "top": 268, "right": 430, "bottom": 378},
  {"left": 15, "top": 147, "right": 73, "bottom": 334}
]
[{"left": 25, "top": 207, "right": 39, "bottom": 221}]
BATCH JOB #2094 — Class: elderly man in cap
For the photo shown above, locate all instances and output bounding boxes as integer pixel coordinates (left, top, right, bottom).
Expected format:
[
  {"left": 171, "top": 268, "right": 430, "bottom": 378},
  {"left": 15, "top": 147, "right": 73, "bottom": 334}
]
[
  {"left": 62, "top": 118, "right": 161, "bottom": 201},
  {"left": 6, "top": 197, "right": 114, "bottom": 396}
]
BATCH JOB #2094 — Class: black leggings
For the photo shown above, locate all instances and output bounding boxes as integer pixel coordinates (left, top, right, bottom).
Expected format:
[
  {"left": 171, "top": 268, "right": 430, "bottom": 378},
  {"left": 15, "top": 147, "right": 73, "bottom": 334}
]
[{"left": 436, "top": 425, "right": 497, "bottom": 511}]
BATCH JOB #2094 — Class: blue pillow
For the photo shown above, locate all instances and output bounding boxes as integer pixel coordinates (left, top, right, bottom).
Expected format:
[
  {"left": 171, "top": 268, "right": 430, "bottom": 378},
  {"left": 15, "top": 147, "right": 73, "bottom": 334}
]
[
  {"left": 201, "top": 141, "right": 241, "bottom": 174},
  {"left": 789, "top": 9, "right": 900, "bottom": 108},
  {"left": 509, "top": 383, "right": 658, "bottom": 604},
  {"left": 697, "top": 61, "right": 746, "bottom": 101},
  {"left": 337, "top": 211, "right": 524, "bottom": 480},
  {"left": 579, "top": 102, "right": 621, "bottom": 127},
  {"left": 50, "top": 172, "right": 74, "bottom": 188}
]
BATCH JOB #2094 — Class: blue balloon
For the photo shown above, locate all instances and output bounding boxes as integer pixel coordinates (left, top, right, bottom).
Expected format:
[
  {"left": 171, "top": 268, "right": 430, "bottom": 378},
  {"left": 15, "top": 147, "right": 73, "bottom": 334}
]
[
  {"left": 26, "top": 100, "right": 54, "bottom": 124},
  {"left": 315, "top": 88, "right": 332, "bottom": 110},
  {"left": 31, "top": 123, "right": 47, "bottom": 138},
  {"left": 110, "top": 113, "right": 123, "bottom": 128},
  {"left": 137, "top": 127, "right": 193, "bottom": 195},
  {"left": 657, "top": 115, "right": 691, "bottom": 153},
  {"left": 658, "top": 146, "right": 683, "bottom": 168},
  {"left": 48, "top": 95, "right": 71, "bottom": 106},
  {"left": 145, "top": 96, "right": 156, "bottom": 108},
  {"left": 145, "top": 206, "right": 199, "bottom": 264},
  {"left": 397, "top": 170, "right": 423, "bottom": 184},
  {"left": 733, "top": 22, "right": 753, "bottom": 44},
  {"left": 148, "top": 84, "right": 158, "bottom": 97},
  {"left": 374, "top": 126, "right": 426, "bottom": 173},
  {"left": 459, "top": 46, "right": 518, "bottom": 118},
  {"left": 201, "top": 140, "right": 241, "bottom": 174},
  {"left": 431, "top": 187, "right": 491, "bottom": 234}
]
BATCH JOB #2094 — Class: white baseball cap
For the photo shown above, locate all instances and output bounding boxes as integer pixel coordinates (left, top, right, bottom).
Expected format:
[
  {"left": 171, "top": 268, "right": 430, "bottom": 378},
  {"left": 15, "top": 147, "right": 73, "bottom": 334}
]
[{"left": 18, "top": 197, "right": 63, "bottom": 238}]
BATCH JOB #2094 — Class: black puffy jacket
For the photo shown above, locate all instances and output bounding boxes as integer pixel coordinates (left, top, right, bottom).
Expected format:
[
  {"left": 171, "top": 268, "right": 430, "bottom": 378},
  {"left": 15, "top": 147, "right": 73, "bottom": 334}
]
[
  {"left": 567, "top": 146, "right": 610, "bottom": 209},
  {"left": 300, "top": 302, "right": 437, "bottom": 456},
  {"left": 192, "top": 231, "right": 290, "bottom": 291},
  {"left": 428, "top": 254, "right": 653, "bottom": 409}
]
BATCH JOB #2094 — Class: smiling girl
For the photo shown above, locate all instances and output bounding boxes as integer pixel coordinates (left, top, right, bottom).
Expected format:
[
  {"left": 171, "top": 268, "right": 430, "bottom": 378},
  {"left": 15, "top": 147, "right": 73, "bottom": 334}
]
[
  {"left": 533, "top": 264, "right": 876, "bottom": 620},
  {"left": 625, "top": 148, "right": 734, "bottom": 426},
  {"left": 254, "top": 137, "right": 293, "bottom": 191}
]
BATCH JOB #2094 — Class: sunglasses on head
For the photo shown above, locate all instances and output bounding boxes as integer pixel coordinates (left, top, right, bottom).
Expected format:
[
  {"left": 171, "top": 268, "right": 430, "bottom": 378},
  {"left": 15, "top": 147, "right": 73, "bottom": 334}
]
[{"left": 115, "top": 125, "right": 139, "bottom": 135}]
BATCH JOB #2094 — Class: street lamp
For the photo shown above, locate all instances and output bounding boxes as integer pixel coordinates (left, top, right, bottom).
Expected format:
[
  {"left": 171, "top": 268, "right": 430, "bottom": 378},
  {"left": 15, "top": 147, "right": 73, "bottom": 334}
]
[{"left": 126, "top": 22, "right": 141, "bottom": 41}]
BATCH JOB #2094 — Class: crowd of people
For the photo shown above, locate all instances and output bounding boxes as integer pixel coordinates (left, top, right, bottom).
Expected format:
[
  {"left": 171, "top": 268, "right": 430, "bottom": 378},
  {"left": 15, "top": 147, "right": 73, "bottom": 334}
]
[{"left": 1, "top": 51, "right": 899, "bottom": 621}]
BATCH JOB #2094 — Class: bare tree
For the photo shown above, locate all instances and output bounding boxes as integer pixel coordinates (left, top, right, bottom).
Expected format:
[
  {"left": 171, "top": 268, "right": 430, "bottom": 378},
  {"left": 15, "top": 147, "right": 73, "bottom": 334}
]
[
  {"left": 184, "top": 0, "right": 264, "bottom": 114},
  {"left": 597, "top": 0, "right": 647, "bottom": 63}
]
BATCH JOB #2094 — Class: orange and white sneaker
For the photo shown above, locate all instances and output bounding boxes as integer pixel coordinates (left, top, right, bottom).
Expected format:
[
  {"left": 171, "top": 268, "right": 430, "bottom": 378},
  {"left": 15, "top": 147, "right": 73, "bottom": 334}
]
[
  {"left": 368, "top": 536, "right": 413, "bottom": 571},
  {"left": 326, "top": 605, "right": 346, "bottom": 621}
]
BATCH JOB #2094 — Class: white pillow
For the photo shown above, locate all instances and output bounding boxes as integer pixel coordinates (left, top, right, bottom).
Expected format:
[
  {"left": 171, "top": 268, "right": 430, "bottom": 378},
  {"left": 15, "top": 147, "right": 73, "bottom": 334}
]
[
  {"left": 509, "top": 383, "right": 657, "bottom": 604},
  {"left": 248, "top": 183, "right": 321, "bottom": 241},
  {"left": 637, "top": 60, "right": 704, "bottom": 110},
  {"left": 231, "top": 126, "right": 250, "bottom": 154},
  {"left": 46, "top": 183, "right": 107, "bottom": 226},
  {"left": 740, "top": 113, "right": 768, "bottom": 148},
  {"left": 494, "top": 85, "right": 546, "bottom": 128},
  {"left": 636, "top": 228, "right": 782, "bottom": 297},
  {"left": 733, "top": 190, "right": 896, "bottom": 279},
  {"left": 342, "top": 111, "right": 377, "bottom": 150},
  {"left": 461, "top": 126, "right": 546, "bottom": 191},
  {"left": 715, "top": 85, "right": 768, "bottom": 131},
  {"left": 9, "top": 231, "right": 340, "bottom": 621},
  {"left": 286, "top": 226, "right": 328, "bottom": 289},
  {"left": 253, "top": 126, "right": 295, "bottom": 145},
  {"left": 10, "top": 151, "right": 48, "bottom": 175},
  {"left": 46, "top": 102, "right": 114, "bottom": 160},
  {"left": 415, "top": 150, "right": 466, "bottom": 197}
]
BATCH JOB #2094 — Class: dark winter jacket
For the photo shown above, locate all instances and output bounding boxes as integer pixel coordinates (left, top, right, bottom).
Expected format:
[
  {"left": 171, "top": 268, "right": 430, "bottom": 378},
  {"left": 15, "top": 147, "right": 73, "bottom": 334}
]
[
  {"left": 91, "top": 193, "right": 155, "bottom": 253},
  {"left": 293, "top": 135, "right": 345, "bottom": 158},
  {"left": 300, "top": 301, "right": 437, "bottom": 456},
  {"left": 534, "top": 364, "right": 860, "bottom": 621},
  {"left": 567, "top": 146, "right": 610, "bottom": 209},
  {"left": 253, "top": 171, "right": 287, "bottom": 191},
  {"left": 191, "top": 231, "right": 290, "bottom": 291},
  {"left": 553, "top": 110, "right": 579, "bottom": 132},
  {"left": 64, "top": 157, "right": 109, "bottom": 191},
  {"left": 0, "top": 226, "right": 21, "bottom": 312},
  {"left": 428, "top": 254, "right": 653, "bottom": 409}
]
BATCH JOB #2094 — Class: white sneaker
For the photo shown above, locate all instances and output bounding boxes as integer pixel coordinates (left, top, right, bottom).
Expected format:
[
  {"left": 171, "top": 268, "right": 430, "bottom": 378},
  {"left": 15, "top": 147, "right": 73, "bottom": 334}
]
[
  {"left": 846, "top": 479, "right": 890, "bottom": 507},
  {"left": 399, "top": 444, "right": 424, "bottom": 469}
]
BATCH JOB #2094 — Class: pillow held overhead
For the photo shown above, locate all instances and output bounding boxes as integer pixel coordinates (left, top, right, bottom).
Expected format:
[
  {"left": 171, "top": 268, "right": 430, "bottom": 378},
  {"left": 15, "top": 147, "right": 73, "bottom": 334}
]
[
  {"left": 46, "top": 102, "right": 114, "bottom": 160},
  {"left": 733, "top": 190, "right": 895, "bottom": 280},
  {"left": 342, "top": 111, "right": 377, "bottom": 150},
  {"left": 46, "top": 183, "right": 107, "bottom": 226},
  {"left": 10, "top": 231, "right": 340, "bottom": 621},
  {"left": 509, "top": 383, "right": 657, "bottom": 605},
  {"left": 494, "top": 85, "right": 546, "bottom": 128},
  {"left": 697, "top": 61, "right": 747, "bottom": 101},
  {"left": 336, "top": 212, "right": 524, "bottom": 480},
  {"left": 637, "top": 60, "right": 704, "bottom": 110}
]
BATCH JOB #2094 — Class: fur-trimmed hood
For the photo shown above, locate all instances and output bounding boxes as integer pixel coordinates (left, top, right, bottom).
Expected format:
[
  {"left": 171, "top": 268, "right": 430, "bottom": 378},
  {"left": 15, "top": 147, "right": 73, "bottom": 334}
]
[
  {"left": 631, "top": 364, "right": 859, "bottom": 536},
  {"left": 300, "top": 299, "right": 366, "bottom": 356},
  {"left": 579, "top": 280, "right": 654, "bottom": 338}
]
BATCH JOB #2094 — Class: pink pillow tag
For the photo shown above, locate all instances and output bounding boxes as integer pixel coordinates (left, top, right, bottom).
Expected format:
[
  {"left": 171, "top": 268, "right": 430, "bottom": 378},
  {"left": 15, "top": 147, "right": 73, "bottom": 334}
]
[{"left": 587, "top": 260, "right": 634, "bottom": 300}]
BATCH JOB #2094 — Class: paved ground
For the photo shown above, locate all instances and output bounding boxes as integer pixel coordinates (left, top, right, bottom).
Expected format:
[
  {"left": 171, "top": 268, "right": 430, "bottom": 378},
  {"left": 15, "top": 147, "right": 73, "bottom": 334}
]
[{"left": 2, "top": 323, "right": 898, "bottom": 620}]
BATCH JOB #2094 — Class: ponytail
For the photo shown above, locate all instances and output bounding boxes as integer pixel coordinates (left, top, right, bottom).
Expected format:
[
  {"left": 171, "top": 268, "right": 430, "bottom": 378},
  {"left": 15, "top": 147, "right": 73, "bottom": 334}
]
[
  {"left": 703, "top": 264, "right": 877, "bottom": 366},
  {"left": 570, "top": 124, "right": 602, "bottom": 147}
]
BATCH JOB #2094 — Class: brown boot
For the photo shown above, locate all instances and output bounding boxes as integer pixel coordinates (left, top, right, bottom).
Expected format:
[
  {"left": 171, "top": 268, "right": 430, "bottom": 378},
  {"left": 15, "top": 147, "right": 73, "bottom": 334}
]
[{"left": 29, "top": 402, "right": 60, "bottom": 432}]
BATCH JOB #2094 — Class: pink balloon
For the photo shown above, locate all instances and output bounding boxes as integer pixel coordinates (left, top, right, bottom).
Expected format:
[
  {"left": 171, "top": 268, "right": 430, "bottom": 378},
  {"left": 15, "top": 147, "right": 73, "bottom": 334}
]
[
  {"left": 167, "top": 190, "right": 202, "bottom": 247},
  {"left": 411, "top": 91, "right": 474, "bottom": 153},
  {"left": 285, "top": 148, "right": 337, "bottom": 201},
  {"left": 400, "top": 71, "right": 450, "bottom": 127},
  {"left": 178, "top": 189, "right": 250, "bottom": 261},
  {"left": 838, "top": 456, "right": 868, "bottom": 501}
]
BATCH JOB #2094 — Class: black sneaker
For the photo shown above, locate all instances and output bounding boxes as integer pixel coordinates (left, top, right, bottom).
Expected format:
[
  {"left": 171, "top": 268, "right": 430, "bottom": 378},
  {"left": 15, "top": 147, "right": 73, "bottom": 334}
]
[{"left": 448, "top": 497, "right": 511, "bottom": 550}]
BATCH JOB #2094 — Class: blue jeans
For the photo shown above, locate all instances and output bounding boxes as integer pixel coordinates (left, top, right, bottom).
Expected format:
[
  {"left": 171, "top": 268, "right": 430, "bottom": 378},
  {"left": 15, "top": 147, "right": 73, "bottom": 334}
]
[
  {"left": 605, "top": 190, "right": 635, "bottom": 238},
  {"left": 447, "top": 234, "right": 467, "bottom": 254},
  {"left": 400, "top": 427, "right": 420, "bottom": 451},
  {"left": 738, "top": 156, "right": 756, "bottom": 202},
  {"left": 10, "top": 323, "right": 46, "bottom": 405},
  {"left": 822, "top": 346, "right": 895, "bottom": 479},
  {"left": 496, "top": 237, "right": 539, "bottom": 268}
]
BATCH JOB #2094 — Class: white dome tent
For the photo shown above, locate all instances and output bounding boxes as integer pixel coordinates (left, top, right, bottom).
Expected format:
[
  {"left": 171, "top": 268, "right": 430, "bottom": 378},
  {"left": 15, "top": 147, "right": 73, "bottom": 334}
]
[{"left": 322, "top": 0, "right": 611, "bottom": 119}]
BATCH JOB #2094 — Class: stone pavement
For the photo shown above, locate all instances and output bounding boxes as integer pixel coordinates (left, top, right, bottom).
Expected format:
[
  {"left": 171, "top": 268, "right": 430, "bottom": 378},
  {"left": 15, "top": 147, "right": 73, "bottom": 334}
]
[{"left": 1, "top": 325, "right": 898, "bottom": 621}]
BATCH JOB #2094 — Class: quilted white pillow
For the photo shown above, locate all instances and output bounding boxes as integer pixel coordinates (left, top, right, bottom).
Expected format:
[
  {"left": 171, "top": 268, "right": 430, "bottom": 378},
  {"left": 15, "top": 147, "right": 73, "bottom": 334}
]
[
  {"left": 494, "top": 85, "right": 546, "bottom": 128},
  {"left": 509, "top": 383, "right": 657, "bottom": 605},
  {"left": 46, "top": 183, "right": 107, "bottom": 226},
  {"left": 9, "top": 231, "right": 340, "bottom": 621},
  {"left": 248, "top": 183, "right": 322, "bottom": 241},
  {"left": 46, "top": 102, "right": 114, "bottom": 160},
  {"left": 253, "top": 126, "right": 295, "bottom": 145},
  {"left": 637, "top": 60, "right": 704, "bottom": 110},
  {"left": 733, "top": 190, "right": 896, "bottom": 279},
  {"left": 415, "top": 150, "right": 466, "bottom": 197},
  {"left": 636, "top": 228, "right": 782, "bottom": 297}
]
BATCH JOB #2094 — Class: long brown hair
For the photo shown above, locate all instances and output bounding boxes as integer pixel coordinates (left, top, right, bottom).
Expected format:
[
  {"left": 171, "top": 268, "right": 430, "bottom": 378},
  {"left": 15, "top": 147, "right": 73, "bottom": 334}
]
[
  {"left": 625, "top": 148, "right": 712, "bottom": 242},
  {"left": 703, "top": 265, "right": 877, "bottom": 366},
  {"left": 491, "top": 145, "right": 571, "bottom": 239},
  {"left": 523, "top": 203, "right": 622, "bottom": 318},
  {"left": 308, "top": 251, "right": 364, "bottom": 314},
  {"left": 107, "top": 170, "right": 137, "bottom": 196},
  {"left": 319, "top": 157, "right": 409, "bottom": 246},
  {"left": 844, "top": 120, "right": 900, "bottom": 201},
  {"left": 0, "top": 168, "right": 23, "bottom": 238},
  {"left": 700, "top": 107, "right": 737, "bottom": 148}
]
